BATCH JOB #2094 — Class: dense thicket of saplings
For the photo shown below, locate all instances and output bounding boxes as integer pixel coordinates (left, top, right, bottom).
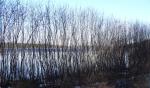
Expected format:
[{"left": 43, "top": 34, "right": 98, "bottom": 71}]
[{"left": 0, "top": 0, "right": 150, "bottom": 87}]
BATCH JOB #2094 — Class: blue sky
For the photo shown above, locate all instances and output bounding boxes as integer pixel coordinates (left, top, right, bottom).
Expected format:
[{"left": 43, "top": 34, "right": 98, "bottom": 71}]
[{"left": 22, "top": 0, "right": 150, "bottom": 23}]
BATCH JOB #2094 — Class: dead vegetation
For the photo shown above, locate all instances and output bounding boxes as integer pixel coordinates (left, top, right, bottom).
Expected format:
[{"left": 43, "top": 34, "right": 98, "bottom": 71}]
[{"left": 0, "top": 0, "right": 150, "bottom": 87}]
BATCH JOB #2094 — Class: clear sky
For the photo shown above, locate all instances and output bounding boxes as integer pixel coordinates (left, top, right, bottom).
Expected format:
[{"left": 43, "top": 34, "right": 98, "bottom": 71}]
[{"left": 22, "top": 0, "right": 150, "bottom": 23}]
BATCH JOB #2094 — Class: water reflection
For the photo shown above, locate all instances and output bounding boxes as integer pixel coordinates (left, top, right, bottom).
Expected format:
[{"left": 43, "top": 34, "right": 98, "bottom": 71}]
[{"left": 0, "top": 48, "right": 150, "bottom": 88}]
